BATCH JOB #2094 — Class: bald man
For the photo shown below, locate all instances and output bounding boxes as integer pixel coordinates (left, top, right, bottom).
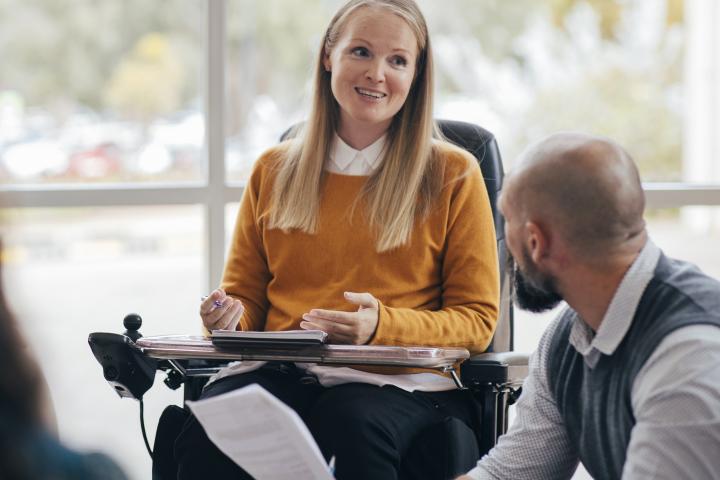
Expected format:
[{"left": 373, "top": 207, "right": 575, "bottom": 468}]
[{"left": 460, "top": 133, "right": 720, "bottom": 480}]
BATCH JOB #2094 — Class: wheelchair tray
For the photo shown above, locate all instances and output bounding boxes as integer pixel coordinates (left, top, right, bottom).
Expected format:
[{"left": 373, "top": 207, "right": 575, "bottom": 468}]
[{"left": 135, "top": 335, "right": 469, "bottom": 369}]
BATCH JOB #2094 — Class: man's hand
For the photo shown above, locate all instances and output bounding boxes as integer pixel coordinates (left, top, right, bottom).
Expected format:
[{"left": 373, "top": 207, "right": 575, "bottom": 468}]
[
  {"left": 200, "top": 288, "right": 244, "bottom": 331},
  {"left": 300, "top": 291, "right": 379, "bottom": 344}
]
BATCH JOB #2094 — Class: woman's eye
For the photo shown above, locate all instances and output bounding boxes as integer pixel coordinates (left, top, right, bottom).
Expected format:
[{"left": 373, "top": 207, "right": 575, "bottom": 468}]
[
  {"left": 350, "top": 47, "right": 369, "bottom": 57},
  {"left": 390, "top": 56, "right": 408, "bottom": 67}
]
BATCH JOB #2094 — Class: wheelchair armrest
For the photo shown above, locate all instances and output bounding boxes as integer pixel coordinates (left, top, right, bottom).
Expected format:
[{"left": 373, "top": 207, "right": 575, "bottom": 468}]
[
  {"left": 460, "top": 351, "right": 529, "bottom": 455},
  {"left": 460, "top": 351, "right": 529, "bottom": 387}
]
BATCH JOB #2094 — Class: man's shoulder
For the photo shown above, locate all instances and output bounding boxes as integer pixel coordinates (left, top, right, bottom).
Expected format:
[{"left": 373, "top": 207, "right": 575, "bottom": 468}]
[
  {"left": 536, "top": 307, "right": 575, "bottom": 363},
  {"left": 655, "top": 254, "right": 720, "bottom": 290},
  {"left": 547, "top": 307, "right": 576, "bottom": 339},
  {"left": 648, "top": 253, "right": 720, "bottom": 321}
]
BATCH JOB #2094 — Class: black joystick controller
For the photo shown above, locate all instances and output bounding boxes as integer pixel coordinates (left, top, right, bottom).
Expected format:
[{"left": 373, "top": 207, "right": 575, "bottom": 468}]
[
  {"left": 123, "top": 313, "right": 143, "bottom": 342},
  {"left": 88, "top": 312, "right": 156, "bottom": 399}
]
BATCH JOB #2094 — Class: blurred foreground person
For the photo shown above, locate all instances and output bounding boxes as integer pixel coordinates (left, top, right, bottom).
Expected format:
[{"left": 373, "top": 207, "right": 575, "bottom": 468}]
[{"left": 0, "top": 252, "right": 127, "bottom": 480}]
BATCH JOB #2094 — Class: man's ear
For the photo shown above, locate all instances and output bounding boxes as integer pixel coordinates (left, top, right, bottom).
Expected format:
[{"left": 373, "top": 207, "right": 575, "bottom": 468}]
[{"left": 525, "top": 221, "right": 550, "bottom": 264}]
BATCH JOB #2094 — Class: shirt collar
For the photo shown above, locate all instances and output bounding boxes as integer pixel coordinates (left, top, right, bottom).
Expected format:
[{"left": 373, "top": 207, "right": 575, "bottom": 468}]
[
  {"left": 569, "top": 239, "right": 662, "bottom": 367},
  {"left": 330, "top": 134, "right": 386, "bottom": 173}
]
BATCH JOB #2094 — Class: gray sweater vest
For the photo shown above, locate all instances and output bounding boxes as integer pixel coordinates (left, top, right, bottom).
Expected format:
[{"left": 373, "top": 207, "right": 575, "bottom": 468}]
[{"left": 547, "top": 254, "right": 720, "bottom": 480}]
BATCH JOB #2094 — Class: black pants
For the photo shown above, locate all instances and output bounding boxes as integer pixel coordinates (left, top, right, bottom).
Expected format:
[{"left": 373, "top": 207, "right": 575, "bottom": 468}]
[{"left": 174, "top": 363, "right": 477, "bottom": 480}]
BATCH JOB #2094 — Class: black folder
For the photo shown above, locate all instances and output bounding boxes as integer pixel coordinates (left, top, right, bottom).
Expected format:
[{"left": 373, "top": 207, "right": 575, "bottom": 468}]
[{"left": 210, "top": 329, "right": 328, "bottom": 348}]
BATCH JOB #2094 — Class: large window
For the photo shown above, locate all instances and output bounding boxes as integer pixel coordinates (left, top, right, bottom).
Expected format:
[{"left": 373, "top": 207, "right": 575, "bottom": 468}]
[
  {"left": 0, "top": 1, "right": 204, "bottom": 185},
  {"left": 2, "top": 1, "right": 720, "bottom": 479}
]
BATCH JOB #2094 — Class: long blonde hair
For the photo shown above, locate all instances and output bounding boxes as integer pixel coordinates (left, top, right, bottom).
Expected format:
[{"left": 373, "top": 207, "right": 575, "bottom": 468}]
[{"left": 269, "top": 0, "right": 441, "bottom": 252}]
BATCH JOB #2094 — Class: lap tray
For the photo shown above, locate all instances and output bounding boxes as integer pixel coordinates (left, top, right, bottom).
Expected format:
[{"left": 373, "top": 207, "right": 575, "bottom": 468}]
[{"left": 135, "top": 335, "right": 469, "bottom": 369}]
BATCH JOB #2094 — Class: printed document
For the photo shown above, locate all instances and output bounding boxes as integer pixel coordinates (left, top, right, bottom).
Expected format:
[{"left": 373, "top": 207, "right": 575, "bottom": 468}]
[{"left": 186, "top": 384, "right": 334, "bottom": 480}]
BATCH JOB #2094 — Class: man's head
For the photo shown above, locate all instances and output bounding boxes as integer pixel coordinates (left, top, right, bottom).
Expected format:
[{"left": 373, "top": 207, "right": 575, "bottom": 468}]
[{"left": 500, "top": 132, "right": 647, "bottom": 312}]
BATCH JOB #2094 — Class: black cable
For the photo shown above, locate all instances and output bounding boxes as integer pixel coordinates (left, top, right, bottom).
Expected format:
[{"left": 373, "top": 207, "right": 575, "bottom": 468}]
[{"left": 140, "top": 399, "right": 153, "bottom": 459}]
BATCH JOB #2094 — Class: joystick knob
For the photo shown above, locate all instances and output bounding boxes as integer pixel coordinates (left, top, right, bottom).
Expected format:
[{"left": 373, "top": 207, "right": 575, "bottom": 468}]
[{"left": 123, "top": 313, "right": 143, "bottom": 342}]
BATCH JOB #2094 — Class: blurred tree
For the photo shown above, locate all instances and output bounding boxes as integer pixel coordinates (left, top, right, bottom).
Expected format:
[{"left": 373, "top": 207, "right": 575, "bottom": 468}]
[
  {"left": 548, "top": 0, "right": 684, "bottom": 39},
  {"left": 421, "top": 0, "right": 540, "bottom": 62},
  {"left": 421, "top": 0, "right": 684, "bottom": 182},
  {"left": 0, "top": 0, "right": 688, "bottom": 184},
  {"left": 666, "top": 0, "right": 684, "bottom": 26},
  {"left": 0, "top": 0, "right": 202, "bottom": 118},
  {"left": 549, "top": 0, "right": 623, "bottom": 39},
  {"left": 104, "top": 33, "right": 185, "bottom": 123},
  {"left": 517, "top": 68, "right": 682, "bottom": 181},
  {"left": 226, "top": 0, "right": 333, "bottom": 136}
]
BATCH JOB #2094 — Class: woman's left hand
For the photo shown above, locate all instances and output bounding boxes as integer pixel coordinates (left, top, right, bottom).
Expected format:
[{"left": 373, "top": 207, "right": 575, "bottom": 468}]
[{"left": 300, "top": 291, "right": 379, "bottom": 344}]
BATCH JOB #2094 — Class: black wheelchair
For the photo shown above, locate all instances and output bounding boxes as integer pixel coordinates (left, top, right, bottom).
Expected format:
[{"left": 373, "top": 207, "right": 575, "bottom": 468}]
[{"left": 89, "top": 120, "right": 529, "bottom": 480}]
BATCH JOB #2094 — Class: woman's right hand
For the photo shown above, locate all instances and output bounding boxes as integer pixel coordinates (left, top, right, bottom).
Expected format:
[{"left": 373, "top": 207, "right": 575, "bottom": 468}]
[{"left": 200, "top": 288, "right": 245, "bottom": 331}]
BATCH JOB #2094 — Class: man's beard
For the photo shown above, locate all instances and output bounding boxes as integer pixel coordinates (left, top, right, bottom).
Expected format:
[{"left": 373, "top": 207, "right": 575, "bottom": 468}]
[{"left": 511, "top": 250, "right": 563, "bottom": 313}]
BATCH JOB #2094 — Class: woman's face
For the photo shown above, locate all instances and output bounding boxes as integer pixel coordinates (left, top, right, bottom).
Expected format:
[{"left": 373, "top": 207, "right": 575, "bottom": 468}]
[{"left": 324, "top": 7, "right": 419, "bottom": 139}]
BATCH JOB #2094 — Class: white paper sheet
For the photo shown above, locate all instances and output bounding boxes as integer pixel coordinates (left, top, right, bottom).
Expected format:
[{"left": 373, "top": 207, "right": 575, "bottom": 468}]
[{"left": 186, "top": 384, "right": 334, "bottom": 480}]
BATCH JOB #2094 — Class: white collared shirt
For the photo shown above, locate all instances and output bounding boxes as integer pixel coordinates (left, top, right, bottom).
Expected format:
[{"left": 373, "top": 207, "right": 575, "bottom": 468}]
[
  {"left": 326, "top": 134, "right": 386, "bottom": 176},
  {"left": 467, "top": 240, "right": 720, "bottom": 479},
  {"left": 567, "top": 240, "right": 661, "bottom": 368}
]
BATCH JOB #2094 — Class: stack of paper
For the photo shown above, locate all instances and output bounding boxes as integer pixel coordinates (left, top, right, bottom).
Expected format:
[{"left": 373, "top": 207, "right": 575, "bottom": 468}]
[{"left": 187, "top": 384, "right": 334, "bottom": 480}]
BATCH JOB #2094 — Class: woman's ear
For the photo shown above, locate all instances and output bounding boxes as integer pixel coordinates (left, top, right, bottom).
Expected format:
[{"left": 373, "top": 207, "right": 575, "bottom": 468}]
[{"left": 323, "top": 51, "right": 332, "bottom": 72}]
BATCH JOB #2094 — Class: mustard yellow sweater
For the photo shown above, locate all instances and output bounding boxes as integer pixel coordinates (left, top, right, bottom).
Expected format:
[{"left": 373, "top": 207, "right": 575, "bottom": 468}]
[{"left": 221, "top": 141, "right": 499, "bottom": 365}]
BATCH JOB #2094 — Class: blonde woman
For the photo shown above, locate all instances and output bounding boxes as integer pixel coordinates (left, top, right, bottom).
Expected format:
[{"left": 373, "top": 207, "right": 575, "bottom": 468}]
[{"left": 177, "top": 1, "right": 500, "bottom": 478}]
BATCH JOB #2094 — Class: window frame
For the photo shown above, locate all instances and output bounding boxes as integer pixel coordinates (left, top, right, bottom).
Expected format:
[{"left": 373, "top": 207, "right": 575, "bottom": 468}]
[{"left": 2, "top": 0, "right": 720, "bottom": 298}]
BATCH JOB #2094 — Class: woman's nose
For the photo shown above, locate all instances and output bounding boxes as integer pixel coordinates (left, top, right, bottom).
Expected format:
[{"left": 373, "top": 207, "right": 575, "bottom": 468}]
[{"left": 365, "top": 59, "right": 385, "bottom": 83}]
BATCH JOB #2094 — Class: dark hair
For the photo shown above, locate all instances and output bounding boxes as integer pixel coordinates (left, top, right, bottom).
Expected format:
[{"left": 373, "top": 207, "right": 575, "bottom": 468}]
[
  {"left": 0, "top": 249, "right": 45, "bottom": 478},
  {"left": 0, "top": 258, "right": 43, "bottom": 426}
]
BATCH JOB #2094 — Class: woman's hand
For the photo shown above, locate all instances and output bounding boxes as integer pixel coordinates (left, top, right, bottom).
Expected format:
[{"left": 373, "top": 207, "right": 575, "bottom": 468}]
[
  {"left": 200, "top": 288, "right": 245, "bottom": 331},
  {"left": 300, "top": 291, "right": 379, "bottom": 344}
]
